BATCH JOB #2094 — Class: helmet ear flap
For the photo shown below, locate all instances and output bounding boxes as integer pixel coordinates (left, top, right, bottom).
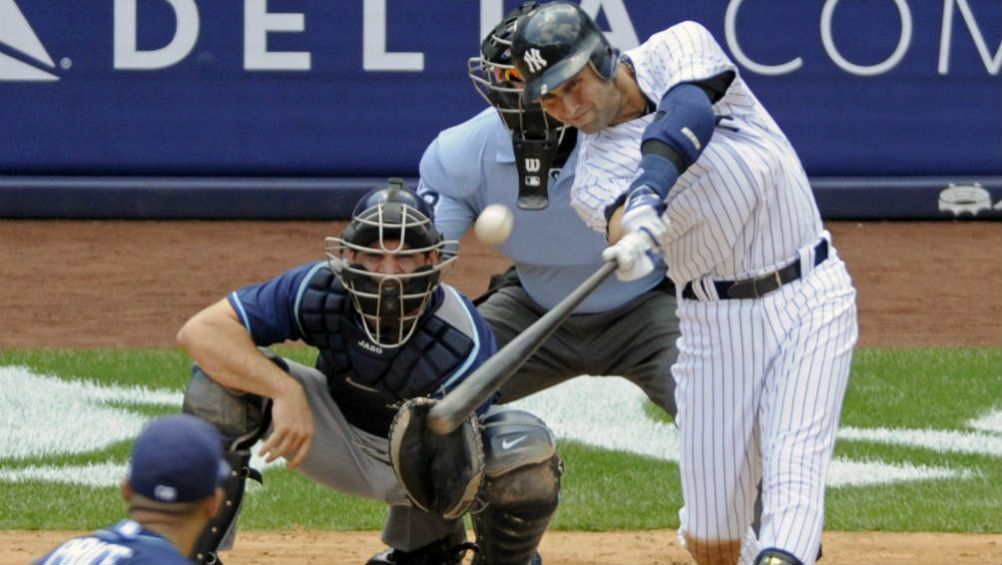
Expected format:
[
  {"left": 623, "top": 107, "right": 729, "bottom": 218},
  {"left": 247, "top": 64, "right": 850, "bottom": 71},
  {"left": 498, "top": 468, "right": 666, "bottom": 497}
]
[{"left": 593, "top": 44, "right": 620, "bottom": 81}]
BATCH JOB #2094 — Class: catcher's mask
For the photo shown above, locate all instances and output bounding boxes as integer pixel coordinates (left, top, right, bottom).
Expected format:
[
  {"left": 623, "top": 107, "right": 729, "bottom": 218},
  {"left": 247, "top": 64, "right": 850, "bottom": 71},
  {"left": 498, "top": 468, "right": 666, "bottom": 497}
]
[
  {"left": 325, "top": 179, "right": 457, "bottom": 348},
  {"left": 468, "top": 2, "right": 574, "bottom": 209}
]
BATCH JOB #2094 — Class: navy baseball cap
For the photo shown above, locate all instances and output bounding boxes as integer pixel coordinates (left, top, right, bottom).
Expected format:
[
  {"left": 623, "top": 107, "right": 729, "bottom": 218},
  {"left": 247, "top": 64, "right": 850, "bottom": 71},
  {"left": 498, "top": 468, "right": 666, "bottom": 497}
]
[{"left": 128, "top": 414, "right": 231, "bottom": 503}]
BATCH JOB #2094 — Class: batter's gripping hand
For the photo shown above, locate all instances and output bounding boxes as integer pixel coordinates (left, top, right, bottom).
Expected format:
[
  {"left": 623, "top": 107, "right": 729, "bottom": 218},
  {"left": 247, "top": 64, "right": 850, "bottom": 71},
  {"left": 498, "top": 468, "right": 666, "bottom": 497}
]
[
  {"left": 389, "top": 398, "right": 485, "bottom": 520},
  {"left": 602, "top": 231, "right": 657, "bottom": 281},
  {"left": 603, "top": 191, "right": 669, "bottom": 281}
]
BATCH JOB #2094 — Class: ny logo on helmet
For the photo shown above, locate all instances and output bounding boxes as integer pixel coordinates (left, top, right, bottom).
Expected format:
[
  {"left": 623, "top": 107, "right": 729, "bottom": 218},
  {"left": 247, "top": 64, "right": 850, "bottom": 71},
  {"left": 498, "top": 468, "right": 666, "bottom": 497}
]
[{"left": 523, "top": 48, "right": 547, "bottom": 73}]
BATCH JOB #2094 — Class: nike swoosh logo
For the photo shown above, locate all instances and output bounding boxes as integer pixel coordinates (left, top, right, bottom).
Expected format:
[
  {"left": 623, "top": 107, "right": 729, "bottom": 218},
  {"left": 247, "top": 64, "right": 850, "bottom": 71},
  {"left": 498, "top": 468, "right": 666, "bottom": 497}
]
[{"left": 501, "top": 435, "right": 527, "bottom": 450}]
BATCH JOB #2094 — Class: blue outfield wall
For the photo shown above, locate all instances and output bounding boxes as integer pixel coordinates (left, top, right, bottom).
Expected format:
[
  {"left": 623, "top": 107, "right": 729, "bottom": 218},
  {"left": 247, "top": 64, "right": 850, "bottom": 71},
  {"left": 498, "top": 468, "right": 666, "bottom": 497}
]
[
  {"left": 0, "top": 1, "right": 999, "bottom": 220},
  {"left": 2, "top": 175, "right": 1000, "bottom": 220}
]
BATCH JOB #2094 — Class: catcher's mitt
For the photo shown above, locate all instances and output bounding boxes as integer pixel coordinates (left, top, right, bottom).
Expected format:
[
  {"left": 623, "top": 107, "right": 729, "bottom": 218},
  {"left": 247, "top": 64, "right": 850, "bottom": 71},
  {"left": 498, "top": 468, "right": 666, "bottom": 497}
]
[{"left": 389, "top": 397, "right": 485, "bottom": 520}]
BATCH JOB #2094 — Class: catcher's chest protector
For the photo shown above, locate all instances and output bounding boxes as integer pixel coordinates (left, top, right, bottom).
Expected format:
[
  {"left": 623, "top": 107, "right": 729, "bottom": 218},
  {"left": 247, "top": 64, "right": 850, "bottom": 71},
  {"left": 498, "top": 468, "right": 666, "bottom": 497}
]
[{"left": 298, "top": 268, "right": 474, "bottom": 435}]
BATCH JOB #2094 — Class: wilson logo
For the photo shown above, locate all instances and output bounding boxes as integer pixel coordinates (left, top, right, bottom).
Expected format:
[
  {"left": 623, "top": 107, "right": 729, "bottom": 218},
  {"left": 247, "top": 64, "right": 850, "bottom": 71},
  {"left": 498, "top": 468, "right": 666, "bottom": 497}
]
[{"left": 0, "top": 0, "right": 58, "bottom": 81}]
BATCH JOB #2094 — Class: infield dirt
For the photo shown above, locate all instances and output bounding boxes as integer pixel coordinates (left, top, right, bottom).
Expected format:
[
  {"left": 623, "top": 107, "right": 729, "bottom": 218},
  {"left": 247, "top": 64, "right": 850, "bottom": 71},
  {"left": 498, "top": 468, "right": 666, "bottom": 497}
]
[{"left": 1, "top": 220, "right": 999, "bottom": 564}]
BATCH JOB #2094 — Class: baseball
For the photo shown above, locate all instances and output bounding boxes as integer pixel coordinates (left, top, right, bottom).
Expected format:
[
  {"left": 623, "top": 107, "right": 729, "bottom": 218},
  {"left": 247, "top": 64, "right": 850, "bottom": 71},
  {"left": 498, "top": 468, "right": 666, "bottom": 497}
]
[{"left": 474, "top": 204, "right": 514, "bottom": 246}]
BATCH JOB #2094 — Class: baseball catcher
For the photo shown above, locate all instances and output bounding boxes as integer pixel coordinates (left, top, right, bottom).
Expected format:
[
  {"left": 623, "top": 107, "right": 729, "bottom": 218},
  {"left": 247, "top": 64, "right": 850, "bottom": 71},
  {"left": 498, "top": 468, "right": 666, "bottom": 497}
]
[{"left": 177, "top": 179, "right": 561, "bottom": 565}]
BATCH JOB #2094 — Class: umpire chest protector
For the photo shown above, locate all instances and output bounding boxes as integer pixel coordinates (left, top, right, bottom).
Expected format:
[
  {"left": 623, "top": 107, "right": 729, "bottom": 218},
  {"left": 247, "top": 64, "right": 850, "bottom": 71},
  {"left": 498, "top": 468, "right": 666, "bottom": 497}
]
[{"left": 297, "top": 267, "right": 475, "bottom": 436}]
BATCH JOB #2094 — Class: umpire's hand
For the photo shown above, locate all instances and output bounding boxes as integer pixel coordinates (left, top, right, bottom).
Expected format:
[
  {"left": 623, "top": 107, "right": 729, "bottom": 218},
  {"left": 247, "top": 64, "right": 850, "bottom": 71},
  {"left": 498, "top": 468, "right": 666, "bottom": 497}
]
[{"left": 259, "top": 380, "right": 314, "bottom": 469}]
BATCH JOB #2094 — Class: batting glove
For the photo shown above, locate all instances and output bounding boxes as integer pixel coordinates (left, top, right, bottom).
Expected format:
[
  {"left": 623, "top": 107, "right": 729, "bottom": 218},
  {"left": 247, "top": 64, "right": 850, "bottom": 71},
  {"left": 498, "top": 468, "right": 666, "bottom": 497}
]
[
  {"left": 602, "top": 231, "right": 658, "bottom": 281},
  {"left": 619, "top": 150, "right": 674, "bottom": 244},
  {"left": 621, "top": 186, "right": 669, "bottom": 242}
]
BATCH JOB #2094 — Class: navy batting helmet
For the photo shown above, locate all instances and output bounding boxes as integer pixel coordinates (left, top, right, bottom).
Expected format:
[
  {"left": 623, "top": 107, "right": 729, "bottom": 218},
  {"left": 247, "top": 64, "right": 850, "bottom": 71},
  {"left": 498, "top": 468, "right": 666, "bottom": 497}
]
[
  {"left": 325, "top": 179, "right": 457, "bottom": 347},
  {"left": 511, "top": 1, "right": 619, "bottom": 102}
]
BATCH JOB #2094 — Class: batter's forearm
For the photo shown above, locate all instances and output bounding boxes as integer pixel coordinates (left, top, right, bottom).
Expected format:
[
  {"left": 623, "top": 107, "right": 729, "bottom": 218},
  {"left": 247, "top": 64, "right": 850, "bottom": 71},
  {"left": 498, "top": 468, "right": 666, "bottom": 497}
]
[{"left": 606, "top": 205, "right": 626, "bottom": 244}]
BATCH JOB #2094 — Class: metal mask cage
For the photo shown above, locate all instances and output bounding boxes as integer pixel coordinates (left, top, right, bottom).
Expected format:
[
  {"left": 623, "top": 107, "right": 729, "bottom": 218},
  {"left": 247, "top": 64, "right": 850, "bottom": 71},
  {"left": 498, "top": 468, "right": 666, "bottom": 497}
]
[
  {"left": 468, "top": 55, "right": 568, "bottom": 145},
  {"left": 323, "top": 204, "right": 458, "bottom": 348}
]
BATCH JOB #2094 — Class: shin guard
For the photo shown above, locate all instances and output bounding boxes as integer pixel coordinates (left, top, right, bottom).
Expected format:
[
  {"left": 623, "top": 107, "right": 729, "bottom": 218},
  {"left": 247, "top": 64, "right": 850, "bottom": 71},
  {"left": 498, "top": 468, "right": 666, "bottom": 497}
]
[{"left": 190, "top": 450, "right": 262, "bottom": 564}]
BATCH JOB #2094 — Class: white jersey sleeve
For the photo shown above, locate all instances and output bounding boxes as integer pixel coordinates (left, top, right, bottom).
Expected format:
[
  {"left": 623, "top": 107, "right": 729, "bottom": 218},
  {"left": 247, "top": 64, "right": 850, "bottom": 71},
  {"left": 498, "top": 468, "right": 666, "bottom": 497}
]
[
  {"left": 570, "top": 21, "right": 822, "bottom": 284},
  {"left": 630, "top": 21, "right": 736, "bottom": 101},
  {"left": 569, "top": 21, "right": 738, "bottom": 233}
]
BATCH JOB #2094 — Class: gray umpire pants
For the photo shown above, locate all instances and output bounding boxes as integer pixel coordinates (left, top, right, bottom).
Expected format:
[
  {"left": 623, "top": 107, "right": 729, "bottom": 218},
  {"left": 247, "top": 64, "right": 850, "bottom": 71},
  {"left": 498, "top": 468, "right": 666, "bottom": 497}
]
[{"left": 479, "top": 284, "right": 680, "bottom": 417}]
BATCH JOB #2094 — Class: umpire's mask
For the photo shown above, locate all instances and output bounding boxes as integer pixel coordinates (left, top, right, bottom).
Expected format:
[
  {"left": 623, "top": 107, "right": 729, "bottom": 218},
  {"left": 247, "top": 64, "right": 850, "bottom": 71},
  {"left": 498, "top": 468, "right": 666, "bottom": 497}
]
[
  {"left": 325, "top": 179, "right": 457, "bottom": 348},
  {"left": 467, "top": 2, "right": 575, "bottom": 209}
]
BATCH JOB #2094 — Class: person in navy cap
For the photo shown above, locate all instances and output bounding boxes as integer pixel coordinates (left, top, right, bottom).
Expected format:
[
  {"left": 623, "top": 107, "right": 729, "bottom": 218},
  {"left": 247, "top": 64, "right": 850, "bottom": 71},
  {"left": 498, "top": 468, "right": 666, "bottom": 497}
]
[{"left": 34, "top": 414, "right": 229, "bottom": 565}]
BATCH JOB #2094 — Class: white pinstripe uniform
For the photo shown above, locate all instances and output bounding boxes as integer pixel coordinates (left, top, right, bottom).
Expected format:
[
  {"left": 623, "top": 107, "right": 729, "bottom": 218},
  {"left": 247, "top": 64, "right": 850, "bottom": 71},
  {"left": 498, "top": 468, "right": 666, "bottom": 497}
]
[{"left": 571, "top": 22, "right": 858, "bottom": 565}]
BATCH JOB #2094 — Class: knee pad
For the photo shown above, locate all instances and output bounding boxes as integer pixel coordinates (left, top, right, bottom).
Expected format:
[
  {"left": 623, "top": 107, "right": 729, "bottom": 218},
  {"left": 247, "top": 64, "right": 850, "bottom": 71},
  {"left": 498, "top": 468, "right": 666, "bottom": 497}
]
[
  {"left": 481, "top": 410, "right": 555, "bottom": 469},
  {"left": 472, "top": 410, "right": 562, "bottom": 565},
  {"left": 182, "top": 346, "right": 285, "bottom": 451},
  {"left": 480, "top": 410, "right": 561, "bottom": 513}
]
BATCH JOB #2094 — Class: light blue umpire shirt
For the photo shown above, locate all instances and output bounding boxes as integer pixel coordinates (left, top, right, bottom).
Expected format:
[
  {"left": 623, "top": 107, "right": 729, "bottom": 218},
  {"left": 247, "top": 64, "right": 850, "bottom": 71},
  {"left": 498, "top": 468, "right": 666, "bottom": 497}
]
[{"left": 418, "top": 108, "right": 667, "bottom": 313}]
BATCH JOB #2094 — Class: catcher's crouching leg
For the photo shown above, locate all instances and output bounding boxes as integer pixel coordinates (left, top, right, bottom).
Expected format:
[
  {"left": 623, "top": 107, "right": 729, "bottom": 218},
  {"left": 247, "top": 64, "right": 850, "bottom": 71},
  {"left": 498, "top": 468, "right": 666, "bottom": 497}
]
[
  {"left": 182, "top": 358, "right": 274, "bottom": 564},
  {"left": 473, "top": 410, "right": 561, "bottom": 565}
]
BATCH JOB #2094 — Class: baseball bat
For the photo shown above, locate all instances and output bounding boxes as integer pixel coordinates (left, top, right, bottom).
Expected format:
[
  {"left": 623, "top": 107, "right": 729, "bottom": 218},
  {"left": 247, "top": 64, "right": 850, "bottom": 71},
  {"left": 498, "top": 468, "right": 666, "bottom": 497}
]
[{"left": 428, "top": 259, "right": 618, "bottom": 435}]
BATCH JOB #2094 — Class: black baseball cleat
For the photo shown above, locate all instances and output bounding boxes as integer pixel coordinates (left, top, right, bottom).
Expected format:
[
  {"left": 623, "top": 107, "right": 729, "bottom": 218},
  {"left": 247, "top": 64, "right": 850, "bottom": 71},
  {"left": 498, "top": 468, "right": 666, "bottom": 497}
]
[{"left": 365, "top": 533, "right": 476, "bottom": 565}]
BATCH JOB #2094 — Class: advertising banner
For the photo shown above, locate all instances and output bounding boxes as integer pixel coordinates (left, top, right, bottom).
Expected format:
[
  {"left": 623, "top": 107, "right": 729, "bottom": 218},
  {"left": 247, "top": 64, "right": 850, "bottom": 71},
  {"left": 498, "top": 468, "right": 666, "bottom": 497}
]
[{"left": 0, "top": 1, "right": 999, "bottom": 218}]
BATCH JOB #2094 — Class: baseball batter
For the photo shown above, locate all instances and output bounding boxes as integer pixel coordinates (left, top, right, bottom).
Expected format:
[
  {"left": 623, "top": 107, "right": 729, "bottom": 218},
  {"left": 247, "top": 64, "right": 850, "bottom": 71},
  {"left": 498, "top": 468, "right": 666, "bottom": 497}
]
[
  {"left": 177, "top": 180, "right": 560, "bottom": 565},
  {"left": 512, "top": 3, "right": 858, "bottom": 565}
]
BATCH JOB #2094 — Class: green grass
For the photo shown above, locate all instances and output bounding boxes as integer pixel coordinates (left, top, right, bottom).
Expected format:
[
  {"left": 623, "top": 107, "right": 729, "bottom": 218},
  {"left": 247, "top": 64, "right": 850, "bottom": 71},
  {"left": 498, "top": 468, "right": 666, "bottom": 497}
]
[
  {"left": 0, "top": 346, "right": 319, "bottom": 388},
  {"left": 1, "top": 347, "right": 999, "bottom": 533},
  {"left": 841, "top": 348, "right": 1001, "bottom": 429}
]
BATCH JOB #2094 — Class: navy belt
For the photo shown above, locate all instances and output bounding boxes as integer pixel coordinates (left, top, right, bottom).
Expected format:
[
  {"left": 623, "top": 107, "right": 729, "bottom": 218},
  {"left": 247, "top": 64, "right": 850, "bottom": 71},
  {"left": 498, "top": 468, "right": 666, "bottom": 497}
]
[{"left": 682, "top": 239, "right": 829, "bottom": 300}]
